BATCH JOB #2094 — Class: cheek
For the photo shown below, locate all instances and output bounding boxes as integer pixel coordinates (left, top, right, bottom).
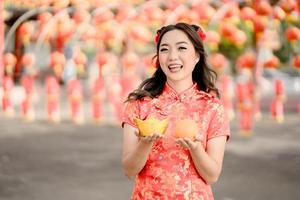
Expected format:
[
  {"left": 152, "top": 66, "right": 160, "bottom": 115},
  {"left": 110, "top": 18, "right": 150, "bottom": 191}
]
[
  {"left": 158, "top": 54, "right": 167, "bottom": 66},
  {"left": 160, "top": 65, "right": 169, "bottom": 75},
  {"left": 184, "top": 54, "right": 197, "bottom": 68},
  {"left": 183, "top": 59, "right": 196, "bottom": 71}
]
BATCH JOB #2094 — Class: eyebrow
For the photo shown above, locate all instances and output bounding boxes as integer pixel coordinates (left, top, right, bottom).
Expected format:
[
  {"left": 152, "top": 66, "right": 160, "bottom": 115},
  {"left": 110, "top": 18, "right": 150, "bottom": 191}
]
[{"left": 160, "top": 41, "right": 188, "bottom": 47}]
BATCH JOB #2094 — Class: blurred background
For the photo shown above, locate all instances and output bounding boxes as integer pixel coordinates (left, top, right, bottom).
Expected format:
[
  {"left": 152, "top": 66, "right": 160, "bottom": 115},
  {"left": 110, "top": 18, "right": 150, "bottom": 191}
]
[
  {"left": 1, "top": 0, "right": 300, "bottom": 124},
  {"left": 0, "top": 0, "right": 300, "bottom": 200}
]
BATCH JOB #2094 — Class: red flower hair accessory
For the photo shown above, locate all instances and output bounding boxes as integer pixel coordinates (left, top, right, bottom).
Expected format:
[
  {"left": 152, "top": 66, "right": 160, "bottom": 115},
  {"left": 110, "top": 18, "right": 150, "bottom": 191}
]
[
  {"left": 197, "top": 26, "right": 206, "bottom": 41},
  {"left": 154, "top": 32, "right": 160, "bottom": 43}
]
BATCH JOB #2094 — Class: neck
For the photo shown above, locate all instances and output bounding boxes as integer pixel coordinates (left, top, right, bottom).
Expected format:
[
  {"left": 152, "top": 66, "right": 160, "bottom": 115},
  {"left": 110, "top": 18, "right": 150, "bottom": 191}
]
[{"left": 166, "top": 79, "right": 194, "bottom": 94}]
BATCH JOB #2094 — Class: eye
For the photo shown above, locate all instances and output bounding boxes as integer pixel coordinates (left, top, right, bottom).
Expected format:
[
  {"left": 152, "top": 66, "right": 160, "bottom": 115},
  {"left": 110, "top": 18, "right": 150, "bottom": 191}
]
[
  {"left": 160, "top": 48, "right": 168, "bottom": 52},
  {"left": 178, "top": 46, "right": 187, "bottom": 51}
]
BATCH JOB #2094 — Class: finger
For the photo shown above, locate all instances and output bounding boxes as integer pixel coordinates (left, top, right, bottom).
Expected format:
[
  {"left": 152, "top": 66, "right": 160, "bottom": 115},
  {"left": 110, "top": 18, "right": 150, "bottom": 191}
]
[
  {"left": 184, "top": 137, "right": 201, "bottom": 151},
  {"left": 175, "top": 138, "right": 184, "bottom": 144},
  {"left": 182, "top": 142, "right": 190, "bottom": 149},
  {"left": 194, "top": 134, "right": 203, "bottom": 142},
  {"left": 139, "top": 135, "right": 152, "bottom": 142},
  {"left": 140, "top": 134, "right": 160, "bottom": 143},
  {"left": 182, "top": 138, "right": 194, "bottom": 148},
  {"left": 176, "top": 139, "right": 189, "bottom": 149},
  {"left": 185, "top": 138, "right": 194, "bottom": 147},
  {"left": 148, "top": 135, "right": 156, "bottom": 142},
  {"left": 147, "top": 135, "right": 156, "bottom": 142},
  {"left": 134, "top": 131, "right": 140, "bottom": 137},
  {"left": 182, "top": 137, "right": 194, "bottom": 144},
  {"left": 151, "top": 133, "right": 162, "bottom": 141}
]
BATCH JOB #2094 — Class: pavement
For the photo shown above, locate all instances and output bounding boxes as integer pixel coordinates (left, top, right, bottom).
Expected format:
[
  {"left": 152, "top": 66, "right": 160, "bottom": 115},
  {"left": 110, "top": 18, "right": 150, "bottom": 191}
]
[{"left": 0, "top": 112, "right": 300, "bottom": 200}]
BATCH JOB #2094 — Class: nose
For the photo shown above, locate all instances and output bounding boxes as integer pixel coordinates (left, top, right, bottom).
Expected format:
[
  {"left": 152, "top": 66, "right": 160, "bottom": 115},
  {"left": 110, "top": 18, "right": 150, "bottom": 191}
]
[{"left": 168, "top": 49, "right": 179, "bottom": 61}]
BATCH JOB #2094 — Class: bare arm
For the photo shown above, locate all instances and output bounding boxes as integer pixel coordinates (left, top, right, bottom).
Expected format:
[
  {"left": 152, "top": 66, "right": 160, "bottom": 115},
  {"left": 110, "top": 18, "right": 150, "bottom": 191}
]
[
  {"left": 122, "top": 123, "right": 161, "bottom": 178},
  {"left": 177, "top": 136, "right": 227, "bottom": 184}
]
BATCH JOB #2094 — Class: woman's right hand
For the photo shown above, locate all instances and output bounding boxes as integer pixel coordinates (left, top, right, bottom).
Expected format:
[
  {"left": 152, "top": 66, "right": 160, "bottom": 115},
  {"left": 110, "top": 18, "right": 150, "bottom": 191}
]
[{"left": 135, "top": 132, "right": 163, "bottom": 143}]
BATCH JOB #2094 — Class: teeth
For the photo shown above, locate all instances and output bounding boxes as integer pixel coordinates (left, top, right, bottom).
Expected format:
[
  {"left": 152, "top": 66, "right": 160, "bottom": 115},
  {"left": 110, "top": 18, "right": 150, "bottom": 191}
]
[
  {"left": 168, "top": 64, "right": 182, "bottom": 69},
  {"left": 168, "top": 65, "right": 182, "bottom": 72}
]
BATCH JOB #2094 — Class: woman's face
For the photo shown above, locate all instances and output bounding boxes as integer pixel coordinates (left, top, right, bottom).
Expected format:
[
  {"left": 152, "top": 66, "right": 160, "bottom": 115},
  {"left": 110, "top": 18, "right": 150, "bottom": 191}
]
[{"left": 158, "top": 29, "right": 199, "bottom": 87}]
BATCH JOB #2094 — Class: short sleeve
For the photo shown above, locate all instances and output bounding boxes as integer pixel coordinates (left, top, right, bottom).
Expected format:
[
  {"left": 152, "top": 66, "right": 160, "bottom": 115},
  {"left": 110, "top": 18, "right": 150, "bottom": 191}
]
[
  {"left": 122, "top": 100, "right": 140, "bottom": 128},
  {"left": 207, "top": 102, "right": 230, "bottom": 141}
]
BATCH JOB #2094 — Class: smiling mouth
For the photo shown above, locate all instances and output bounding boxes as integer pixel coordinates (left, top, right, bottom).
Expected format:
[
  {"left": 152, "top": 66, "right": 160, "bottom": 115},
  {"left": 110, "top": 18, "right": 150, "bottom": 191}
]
[{"left": 168, "top": 64, "right": 183, "bottom": 72}]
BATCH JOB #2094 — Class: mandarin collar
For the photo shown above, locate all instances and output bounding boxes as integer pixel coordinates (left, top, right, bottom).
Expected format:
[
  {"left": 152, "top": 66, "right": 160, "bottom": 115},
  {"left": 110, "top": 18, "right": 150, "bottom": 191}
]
[{"left": 162, "top": 82, "right": 199, "bottom": 102}]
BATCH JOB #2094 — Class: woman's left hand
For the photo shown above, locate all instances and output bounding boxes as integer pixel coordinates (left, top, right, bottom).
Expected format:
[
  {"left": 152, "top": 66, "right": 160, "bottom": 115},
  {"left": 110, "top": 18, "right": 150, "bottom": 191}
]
[{"left": 176, "top": 135, "right": 203, "bottom": 151}]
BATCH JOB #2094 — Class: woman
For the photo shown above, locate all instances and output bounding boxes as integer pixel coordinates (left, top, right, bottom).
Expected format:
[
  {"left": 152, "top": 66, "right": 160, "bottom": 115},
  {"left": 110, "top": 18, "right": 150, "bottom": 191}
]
[{"left": 122, "top": 22, "right": 230, "bottom": 200}]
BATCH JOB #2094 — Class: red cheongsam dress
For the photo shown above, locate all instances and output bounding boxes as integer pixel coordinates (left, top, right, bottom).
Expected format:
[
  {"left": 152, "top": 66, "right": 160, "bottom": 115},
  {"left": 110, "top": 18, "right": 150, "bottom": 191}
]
[{"left": 122, "top": 83, "right": 230, "bottom": 200}]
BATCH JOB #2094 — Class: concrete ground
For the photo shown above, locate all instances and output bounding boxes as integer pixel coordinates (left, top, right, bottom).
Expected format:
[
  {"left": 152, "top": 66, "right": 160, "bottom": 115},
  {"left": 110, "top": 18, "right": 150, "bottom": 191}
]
[{"left": 0, "top": 113, "right": 299, "bottom": 200}]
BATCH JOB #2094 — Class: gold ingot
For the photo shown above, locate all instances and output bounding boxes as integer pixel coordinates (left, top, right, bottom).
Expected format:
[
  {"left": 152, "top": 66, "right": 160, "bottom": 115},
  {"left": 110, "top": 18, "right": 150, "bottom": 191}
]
[{"left": 134, "top": 117, "right": 169, "bottom": 136}]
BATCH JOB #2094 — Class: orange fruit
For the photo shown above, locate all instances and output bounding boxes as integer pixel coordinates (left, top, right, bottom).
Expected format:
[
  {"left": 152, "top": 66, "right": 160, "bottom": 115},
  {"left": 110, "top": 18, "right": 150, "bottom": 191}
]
[
  {"left": 175, "top": 119, "right": 198, "bottom": 139},
  {"left": 134, "top": 117, "right": 169, "bottom": 136}
]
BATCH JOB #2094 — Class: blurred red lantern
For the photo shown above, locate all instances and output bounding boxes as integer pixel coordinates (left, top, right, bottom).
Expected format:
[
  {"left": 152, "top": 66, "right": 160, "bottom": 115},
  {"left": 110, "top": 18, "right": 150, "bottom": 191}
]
[
  {"left": 57, "top": 16, "right": 74, "bottom": 38},
  {"left": 165, "top": 0, "right": 185, "bottom": 10},
  {"left": 253, "top": 15, "right": 267, "bottom": 33},
  {"left": 50, "top": 51, "right": 66, "bottom": 67},
  {"left": 38, "top": 12, "right": 53, "bottom": 24},
  {"left": 56, "top": 15, "right": 74, "bottom": 52},
  {"left": 285, "top": 26, "right": 300, "bottom": 41},
  {"left": 37, "top": 12, "right": 53, "bottom": 41},
  {"left": 253, "top": 1, "right": 272, "bottom": 16},
  {"left": 81, "top": 25, "right": 96, "bottom": 41},
  {"left": 3, "top": 53, "right": 17, "bottom": 67},
  {"left": 222, "top": 3, "right": 240, "bottom": 23},
  {"left": 37, "top": 0, "right": 52, "bottom": 7},
  {"left": 143, "top": 54, "right": 156, "bottom": 68},
  {"left": 279, "top": 0, "right": 297, "bottom": 13},
  {"left": 142, "top": 54, "right": 156, "bottom": 76},
  {"left": 192, "top": 3, "right": 216, "bottom": 23},
  {"left": 187, "top": 9, "right": 200, "bottom": 23},
  {"left": 115, "top": 5, "right": 136, "bottom": 23},
  {"left": 50, "top": 51, "right": 66, "bottom": 78},
  {"left": 145, "top": 6, "right": 165, "bottom": 22},
  {"left": 70, "top": 0, "right": 90, "bottom": 9},
  {"left": 103, "top": 28, "right": 117, "bottom": 41},
  {"left": 240, "top": 7, "right": 256, "bottom": 21},
  {"left": 73, "top": 50, "right": 87, "bottom": 76},
  {"left": 53, "top": 0, "right": 70, "bottom": 9},
  {"left": 74, "top": 51, "right": 87, "bottom": 66},
  {"left": 206, "top": 30, "right": 221, "bottom": 44},
  {"left": 206, "top": 30, "right": 221, "bottom": 50},
  {"left": 208, "top": 53, "right": 227, "bottom": 70},
  {"left": 273, "top": 6, "right": 286, "bottom": 20},
  {"left": 18, "top": 22, "right": 35, "bottom": 44},
  {"left": 96, "top": 51, "right": 117, "bottom": 70},
  {"left": 121, "top": 50, "right": 139, "bottom": 69},
  {"left": 220, "top": 23, "right": 237, "bottom": 38},
  {"left": 224, "top": 7, "right": 236, "bottom": 19},
  {"left": 93, "top": 10, "right": 114, "bottom": 25},
  {"left": 230, "top": 30, "right": 247, "bottom": 47},
  {"left": 274, "top": 79, "right": 284, "bottom": 96},
  {"left": 264, "top": 56, "right": 280, "bottom": 69},
  {"left": 3, "top": 53, "right": 17, "bottom": 76},
  {"left": 97, "top": 52, "right": 109, "bottom": 67},
  {"left": 178, "top": 9, "right": 199, "bottom": 24},
  {"left": 22, "top": 53, "right": 36, "bottom": 66},
  {"left": 72, "top": 9, "right": 91, "bottom": 24},
  {"left": 292, "top": 55, "right": 300, "bottom": 69},
  {"left": 129, "top": 24, "right": 152, "bottom": 43},
  {"left": 236, "top": 52, "right": 256, "bottom": 69}
]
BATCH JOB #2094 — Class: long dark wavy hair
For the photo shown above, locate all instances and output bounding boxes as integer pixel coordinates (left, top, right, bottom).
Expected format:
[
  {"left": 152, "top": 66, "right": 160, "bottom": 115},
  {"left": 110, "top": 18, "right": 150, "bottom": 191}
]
[{"left": 126, "top": 22, "right": 219, "bottom": 101}]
